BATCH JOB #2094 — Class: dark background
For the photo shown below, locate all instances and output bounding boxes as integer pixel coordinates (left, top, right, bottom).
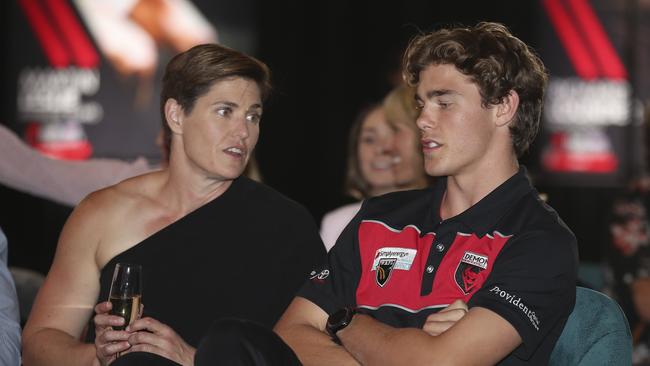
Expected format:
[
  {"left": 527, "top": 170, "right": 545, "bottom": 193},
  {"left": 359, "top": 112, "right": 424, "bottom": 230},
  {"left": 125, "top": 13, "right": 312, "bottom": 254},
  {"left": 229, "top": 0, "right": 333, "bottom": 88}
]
[
  {"left": 1, "top": 0, "right": 646, "bottom": 274},
  {"left": 253, "top": 0, "right": 619, "bottom": 267},
  {"left": 254, "top": 0, "right": 539, "bottom": 220}
]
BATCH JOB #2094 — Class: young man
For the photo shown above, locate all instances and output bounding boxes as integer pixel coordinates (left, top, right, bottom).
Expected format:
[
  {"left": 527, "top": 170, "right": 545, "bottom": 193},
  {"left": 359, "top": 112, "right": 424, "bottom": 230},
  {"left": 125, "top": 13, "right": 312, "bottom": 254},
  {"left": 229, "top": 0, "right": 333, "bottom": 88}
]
[{"left": 275, "top": 22, "right": 578, "bottom": 365}]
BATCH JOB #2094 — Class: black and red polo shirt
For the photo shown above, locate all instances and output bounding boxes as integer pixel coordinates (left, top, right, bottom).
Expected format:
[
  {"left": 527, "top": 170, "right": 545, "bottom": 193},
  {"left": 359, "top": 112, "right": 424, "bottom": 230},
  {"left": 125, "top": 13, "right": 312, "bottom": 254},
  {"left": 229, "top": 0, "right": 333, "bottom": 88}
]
[{"left": 300, "top": 167, "right": 578, "bottom": 364}]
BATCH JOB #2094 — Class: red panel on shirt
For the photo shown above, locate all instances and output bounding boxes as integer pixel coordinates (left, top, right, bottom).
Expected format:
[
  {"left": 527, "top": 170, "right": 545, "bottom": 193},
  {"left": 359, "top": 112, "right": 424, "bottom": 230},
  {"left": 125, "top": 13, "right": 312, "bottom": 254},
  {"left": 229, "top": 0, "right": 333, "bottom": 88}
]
[{"left": 356, "top": 220, "right": 511, "bottom": 312}]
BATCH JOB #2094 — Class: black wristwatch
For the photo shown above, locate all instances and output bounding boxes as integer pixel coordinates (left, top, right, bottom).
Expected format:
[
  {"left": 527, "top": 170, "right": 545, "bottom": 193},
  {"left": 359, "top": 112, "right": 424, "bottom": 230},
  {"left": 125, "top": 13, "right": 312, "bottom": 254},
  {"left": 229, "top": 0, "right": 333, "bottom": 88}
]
[{"left": 326, "top": 307, "right": 356, "bottom": 344}]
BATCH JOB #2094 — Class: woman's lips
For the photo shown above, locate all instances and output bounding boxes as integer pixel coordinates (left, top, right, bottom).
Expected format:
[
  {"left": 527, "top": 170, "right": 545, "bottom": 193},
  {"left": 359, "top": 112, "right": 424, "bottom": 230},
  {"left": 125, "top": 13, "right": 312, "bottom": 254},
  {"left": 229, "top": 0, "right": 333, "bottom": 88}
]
[{"left": 223, "top": 146, "right": 246, "bottom": 158}]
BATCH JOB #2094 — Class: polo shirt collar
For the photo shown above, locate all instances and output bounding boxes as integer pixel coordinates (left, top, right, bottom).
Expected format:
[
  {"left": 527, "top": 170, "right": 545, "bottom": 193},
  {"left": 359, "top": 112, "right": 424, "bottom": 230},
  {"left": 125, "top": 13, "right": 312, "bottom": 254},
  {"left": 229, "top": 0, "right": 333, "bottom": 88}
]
[{"left": 431, "top": 166, "right": 534, "bottom": 237}]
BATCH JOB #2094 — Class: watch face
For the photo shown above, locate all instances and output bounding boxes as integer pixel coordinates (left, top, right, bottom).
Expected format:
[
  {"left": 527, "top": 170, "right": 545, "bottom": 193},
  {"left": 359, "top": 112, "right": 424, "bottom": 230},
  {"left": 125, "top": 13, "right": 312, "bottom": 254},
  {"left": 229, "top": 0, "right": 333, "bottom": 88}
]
[
  {"left": 328, "top": 308, "right": 350, "bottom": 327},
  {"left": 327, "top": 307, "right": 356, "bottom": 339}
]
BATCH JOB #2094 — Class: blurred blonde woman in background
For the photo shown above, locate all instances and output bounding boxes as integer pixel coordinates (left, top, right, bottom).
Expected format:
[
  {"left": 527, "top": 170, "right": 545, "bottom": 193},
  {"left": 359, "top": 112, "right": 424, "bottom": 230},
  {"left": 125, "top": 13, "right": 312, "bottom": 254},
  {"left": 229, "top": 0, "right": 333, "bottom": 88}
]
[{"left": 320, "top": 85, "right": 429, "bottom": 251}]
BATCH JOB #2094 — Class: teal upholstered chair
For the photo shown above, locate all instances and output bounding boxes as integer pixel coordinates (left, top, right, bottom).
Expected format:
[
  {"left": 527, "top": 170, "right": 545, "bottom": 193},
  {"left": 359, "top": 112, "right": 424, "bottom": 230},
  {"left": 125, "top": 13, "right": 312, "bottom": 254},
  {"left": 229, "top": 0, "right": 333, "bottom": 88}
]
[{"left": 550, "top": 287, "right": 632, "bottom": 365}]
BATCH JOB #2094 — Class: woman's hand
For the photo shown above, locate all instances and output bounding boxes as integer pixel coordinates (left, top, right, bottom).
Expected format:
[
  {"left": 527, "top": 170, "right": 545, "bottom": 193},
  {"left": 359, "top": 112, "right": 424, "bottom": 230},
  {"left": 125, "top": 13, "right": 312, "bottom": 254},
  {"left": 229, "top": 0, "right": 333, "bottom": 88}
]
[
  {"left": 124, "top": 317, "right": 196, "bottom": 366},
  {"left": 422, "top": 299, "right": 469, "bottom": 336},
  {"left": 93, "top": 301, "right": 132, "bottom": 365}
]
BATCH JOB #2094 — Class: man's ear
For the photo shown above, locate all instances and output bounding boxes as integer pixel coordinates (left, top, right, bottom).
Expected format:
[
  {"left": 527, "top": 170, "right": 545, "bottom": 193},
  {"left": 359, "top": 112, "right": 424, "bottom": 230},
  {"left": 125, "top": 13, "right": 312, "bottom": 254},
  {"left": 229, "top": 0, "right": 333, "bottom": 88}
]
[
  {"left": 164, "top": 98, "right": 183, "bottom": 134},
  {"left": 495, "top": 90, "right": 520, "bottom": 127}
]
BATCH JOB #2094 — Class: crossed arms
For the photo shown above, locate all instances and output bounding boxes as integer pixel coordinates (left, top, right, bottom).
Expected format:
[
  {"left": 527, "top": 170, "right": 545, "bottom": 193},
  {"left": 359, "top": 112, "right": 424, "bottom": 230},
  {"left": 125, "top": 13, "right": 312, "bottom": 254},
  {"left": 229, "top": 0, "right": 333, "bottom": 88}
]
[{"left": 274, "top": 296, "right": 522, "bottom": 366}]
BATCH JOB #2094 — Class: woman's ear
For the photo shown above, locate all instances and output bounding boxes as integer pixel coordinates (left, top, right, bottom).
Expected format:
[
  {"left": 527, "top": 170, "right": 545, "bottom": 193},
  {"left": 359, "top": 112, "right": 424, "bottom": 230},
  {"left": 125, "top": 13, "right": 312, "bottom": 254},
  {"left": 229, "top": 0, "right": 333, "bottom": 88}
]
[
  {"left": 495, "top": 90, "right": 520, "bottom": 127},
  {"left": 164, "top": 98, "right": 183, "bottom": 134}
]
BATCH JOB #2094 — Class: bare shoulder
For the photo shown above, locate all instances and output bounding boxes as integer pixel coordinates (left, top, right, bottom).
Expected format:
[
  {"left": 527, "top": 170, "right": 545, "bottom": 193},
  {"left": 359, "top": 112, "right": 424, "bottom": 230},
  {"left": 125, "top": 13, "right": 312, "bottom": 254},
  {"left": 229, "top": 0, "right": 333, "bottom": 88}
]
[
  {"left": 50, "top": 174, "right": 148, "bottom": 264},
  {"left": 82, "top": 171, "right": 169, "bottom": 267},
  {"left": 23, "top": 172, "right": 168, "bottom": 343},
  {"left": 80, "top": 171, "right": 162, "bottom": 220}
]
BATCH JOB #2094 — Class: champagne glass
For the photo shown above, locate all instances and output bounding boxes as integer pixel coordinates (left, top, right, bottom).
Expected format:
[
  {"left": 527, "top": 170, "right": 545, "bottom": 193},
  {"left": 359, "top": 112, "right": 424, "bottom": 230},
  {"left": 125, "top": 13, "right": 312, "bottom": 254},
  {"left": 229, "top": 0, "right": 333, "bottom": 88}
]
[{"left": 108, "top": 263, "right": 142, "bottom": 331}]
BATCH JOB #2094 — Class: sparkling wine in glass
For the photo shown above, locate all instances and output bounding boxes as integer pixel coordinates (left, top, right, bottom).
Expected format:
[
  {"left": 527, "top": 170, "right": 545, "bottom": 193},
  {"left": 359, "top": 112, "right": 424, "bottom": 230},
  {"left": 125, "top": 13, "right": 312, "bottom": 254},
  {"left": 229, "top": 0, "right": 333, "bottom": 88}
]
[{"left": 108, "top": 263, "right": 142, "bottom": 331}]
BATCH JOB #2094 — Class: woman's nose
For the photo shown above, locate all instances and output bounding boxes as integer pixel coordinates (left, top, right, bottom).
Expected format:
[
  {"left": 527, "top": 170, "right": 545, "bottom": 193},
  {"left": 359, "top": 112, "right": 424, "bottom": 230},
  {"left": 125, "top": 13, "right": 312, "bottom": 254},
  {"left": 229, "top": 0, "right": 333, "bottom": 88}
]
[
  {"left": 232, "top": 117, "right": 250, "bottom": 139},
  {"left": 377, "top": 136, "right": 395, "bottom": 154}
]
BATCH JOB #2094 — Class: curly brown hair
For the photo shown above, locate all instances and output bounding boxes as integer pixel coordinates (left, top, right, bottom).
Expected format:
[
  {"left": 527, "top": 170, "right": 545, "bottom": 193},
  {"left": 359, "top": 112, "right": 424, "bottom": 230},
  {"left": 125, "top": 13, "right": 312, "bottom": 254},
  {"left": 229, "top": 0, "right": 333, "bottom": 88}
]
[{"left": 402, "top": 22, "right": 547, "bottom": 157}]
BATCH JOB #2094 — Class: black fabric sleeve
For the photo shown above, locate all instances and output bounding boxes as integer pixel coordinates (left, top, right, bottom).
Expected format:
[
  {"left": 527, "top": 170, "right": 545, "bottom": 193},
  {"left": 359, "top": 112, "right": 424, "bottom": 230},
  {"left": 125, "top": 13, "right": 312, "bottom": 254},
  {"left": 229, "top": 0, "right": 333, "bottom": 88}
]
[
  {"left": 266, "top": 203, "right": 327, "bottom": 324},
  {"left": 296, "top": 202, "right": 366, "bottom": 315},
  {"left": 468, "top": 229, "right": 578, "bottom": 359}
]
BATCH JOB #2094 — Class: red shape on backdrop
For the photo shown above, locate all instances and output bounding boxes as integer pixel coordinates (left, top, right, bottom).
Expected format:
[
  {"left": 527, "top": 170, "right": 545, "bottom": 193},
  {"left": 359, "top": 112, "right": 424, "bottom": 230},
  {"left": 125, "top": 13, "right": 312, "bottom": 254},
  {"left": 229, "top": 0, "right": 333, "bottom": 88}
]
[
  {"left": 565, "top": 0, "right": 627, "bottom": 80},
  {"left": 19, "top": 0, "right": 99, "bottom": 160},
  {"left": 542, "top": 0, "right": 599, "bottom": 79},
  {"left": 18, "top": 0, "right": 70, "bottom": 68},
  {"left": 542, "top": 0, "right": 627, "bottom": 80},
  {"left": 44, "top": 0, "right": 100, "bottom": 68},
  {"left": 20, "top": 0, "right": 99, "bottom": 68},
  {"left": 542, "top": 131, "right": 618, "bottom": 173},
  {"left": 25, "top": 123, "right": 93, "bottom": 161}
]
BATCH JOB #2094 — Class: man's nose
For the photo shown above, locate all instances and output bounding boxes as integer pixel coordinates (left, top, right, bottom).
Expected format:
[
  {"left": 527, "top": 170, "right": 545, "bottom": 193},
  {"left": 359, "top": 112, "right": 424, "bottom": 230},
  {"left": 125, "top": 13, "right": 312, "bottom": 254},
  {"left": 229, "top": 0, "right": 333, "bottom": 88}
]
[{"left": 416, "top": 108, "right": 434, "bottom": 131}]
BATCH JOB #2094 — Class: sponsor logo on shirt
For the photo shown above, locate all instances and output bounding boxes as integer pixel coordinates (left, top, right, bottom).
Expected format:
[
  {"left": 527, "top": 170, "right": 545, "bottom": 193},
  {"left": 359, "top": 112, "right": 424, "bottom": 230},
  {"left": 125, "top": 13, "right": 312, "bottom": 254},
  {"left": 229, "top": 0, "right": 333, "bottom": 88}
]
[
  {"left": 371, "top": 247, "right": 417, "bottom": 287},
  {"left": 489, "top": 285, "right": 540, "bottom": 331},
  {"left": 375, "top": 258, "right": 396, "bottom": 287},
  {"left": 309, "top": 269, "right": 330, "bottom": 282},
  {"left": 455, "top": 251, "right": 488, "bottom": 294},
  {"left": 461, "top": 251, "right": 488, "bottom": 269}
]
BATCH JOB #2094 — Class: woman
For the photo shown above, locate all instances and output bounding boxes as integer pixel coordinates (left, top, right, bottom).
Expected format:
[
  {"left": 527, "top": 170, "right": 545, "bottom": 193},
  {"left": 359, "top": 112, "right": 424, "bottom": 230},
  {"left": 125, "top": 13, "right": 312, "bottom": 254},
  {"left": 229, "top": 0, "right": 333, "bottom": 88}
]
[
  {"left": 22, "top": 44, "right": 324, "bottom": 366},
  {"left": 320, "top": 85, "right": 429, "bottom": 251},
  {"left": 384, "top": 84, "right": 427, "bottom": 190}
]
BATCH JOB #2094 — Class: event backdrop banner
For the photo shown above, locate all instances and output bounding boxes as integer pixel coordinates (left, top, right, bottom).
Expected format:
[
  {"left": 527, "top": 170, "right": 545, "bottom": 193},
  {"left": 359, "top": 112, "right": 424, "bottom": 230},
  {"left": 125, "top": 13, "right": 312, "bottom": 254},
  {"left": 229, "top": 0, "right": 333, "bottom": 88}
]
[
  {"left": 535, "top": 0, "right": 649, "bottom": 186},
  {"left": 1, "top": 0, "right": 255, "bottom": 163}
]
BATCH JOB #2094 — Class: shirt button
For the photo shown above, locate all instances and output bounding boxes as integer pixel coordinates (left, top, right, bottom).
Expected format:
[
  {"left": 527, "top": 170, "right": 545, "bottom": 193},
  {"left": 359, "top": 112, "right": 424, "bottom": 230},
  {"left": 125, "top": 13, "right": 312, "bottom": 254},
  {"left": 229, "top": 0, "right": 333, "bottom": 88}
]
[
  {"left": 435, "top": 243, "right": 445, "bottom": 252},
  {"left": 426, "top": 265, "right": 435, "bottom": 273}
]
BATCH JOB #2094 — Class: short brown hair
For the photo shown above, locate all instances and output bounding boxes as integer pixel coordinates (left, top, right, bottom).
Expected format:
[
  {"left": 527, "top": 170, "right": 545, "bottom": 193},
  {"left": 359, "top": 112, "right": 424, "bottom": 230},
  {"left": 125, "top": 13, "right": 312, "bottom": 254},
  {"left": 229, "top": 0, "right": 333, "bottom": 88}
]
[
  {"left": 403, "top": 22, "right": 547, "bottom": 157},
  {"left": 160, "top": 43, "right": 271, "bottom": 155}
]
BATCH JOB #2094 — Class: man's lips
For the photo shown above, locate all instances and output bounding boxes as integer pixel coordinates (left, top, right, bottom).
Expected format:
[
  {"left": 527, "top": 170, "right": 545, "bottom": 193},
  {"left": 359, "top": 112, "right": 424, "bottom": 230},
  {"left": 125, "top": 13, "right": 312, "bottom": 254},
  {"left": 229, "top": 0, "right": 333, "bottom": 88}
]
[{"left": 421, "top": 139, "right": 441, "bottom": 151}]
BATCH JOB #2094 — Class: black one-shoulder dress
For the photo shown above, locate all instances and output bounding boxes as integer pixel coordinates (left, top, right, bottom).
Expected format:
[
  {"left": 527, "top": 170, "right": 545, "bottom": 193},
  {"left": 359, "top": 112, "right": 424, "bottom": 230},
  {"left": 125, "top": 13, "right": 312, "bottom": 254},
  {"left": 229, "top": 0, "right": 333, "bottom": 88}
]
[{"left": 86, "top": 177, "right": 325, "bottom": 348}]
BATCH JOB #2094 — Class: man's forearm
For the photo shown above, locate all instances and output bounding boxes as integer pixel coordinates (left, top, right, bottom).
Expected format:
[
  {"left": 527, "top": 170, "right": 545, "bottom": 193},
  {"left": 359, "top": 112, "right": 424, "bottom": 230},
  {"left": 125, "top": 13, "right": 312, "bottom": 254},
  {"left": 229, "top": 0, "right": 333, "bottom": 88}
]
[
  {"left": 338, "top": 314, "right": 443, "bottom": 366},
  {"left": 22, "top": 328, "right": 98, "bottom": 366},
  {"left": 275, "top": 323, "right": 360, "bottom": 366}
]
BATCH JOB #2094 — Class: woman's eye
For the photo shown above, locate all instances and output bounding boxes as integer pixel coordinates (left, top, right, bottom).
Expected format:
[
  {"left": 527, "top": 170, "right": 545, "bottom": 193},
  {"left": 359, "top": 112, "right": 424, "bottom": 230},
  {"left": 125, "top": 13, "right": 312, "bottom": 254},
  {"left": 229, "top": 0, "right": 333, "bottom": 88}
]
[
  {"left": 217, "top": 107, "right": 231, "bottom": 117},
  {"left": 438, "top": 101, "right": 451, "bottom": 109},
  {"left": 361, "top": 136, "right": 376, "bottom": 144},
  {"left": 246, "top": 113, "right": 261, "bottom": 123}
]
